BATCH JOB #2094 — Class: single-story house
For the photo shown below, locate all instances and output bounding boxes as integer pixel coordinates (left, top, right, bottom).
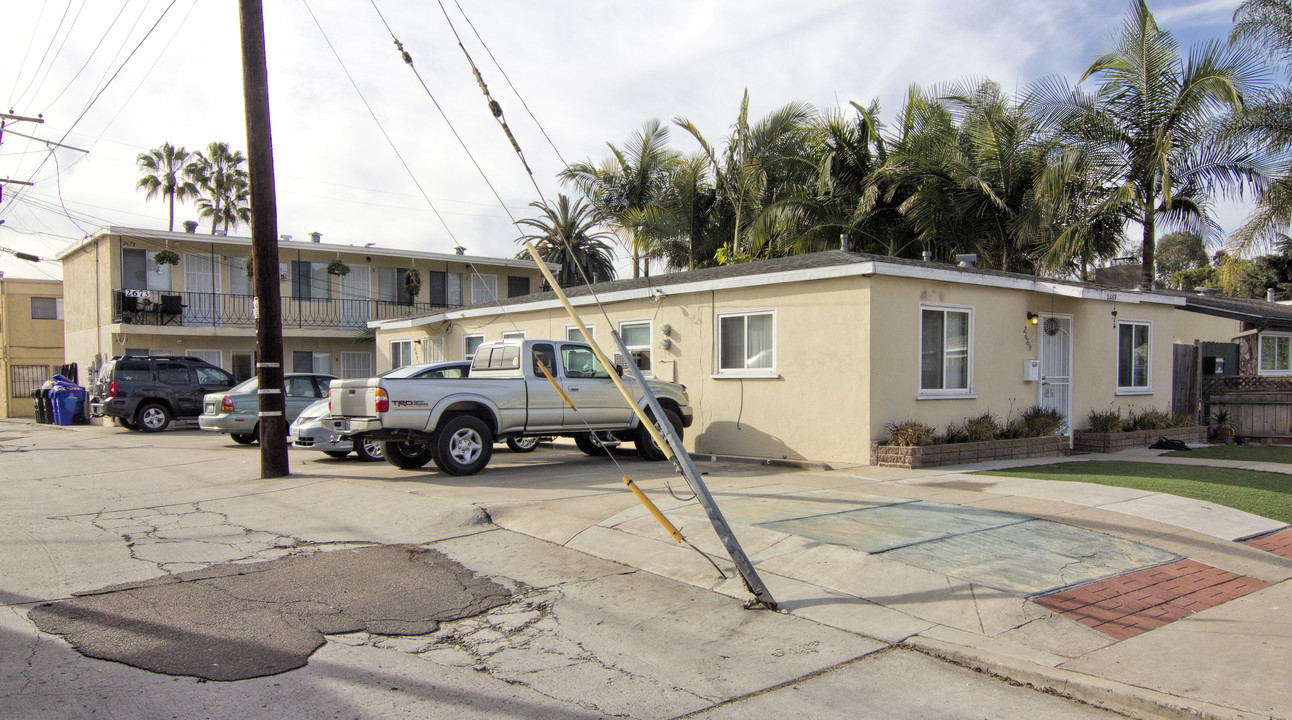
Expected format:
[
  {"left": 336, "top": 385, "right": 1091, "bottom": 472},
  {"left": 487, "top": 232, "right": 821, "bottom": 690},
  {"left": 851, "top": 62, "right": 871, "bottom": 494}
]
[{"left": 369, "top": 250, "right": 1242, "bottom": 466}]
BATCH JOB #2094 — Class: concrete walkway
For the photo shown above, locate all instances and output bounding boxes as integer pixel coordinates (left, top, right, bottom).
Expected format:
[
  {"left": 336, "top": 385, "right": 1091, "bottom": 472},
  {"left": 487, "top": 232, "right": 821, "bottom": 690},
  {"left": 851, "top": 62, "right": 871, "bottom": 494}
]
[{"left": 488, "top": 447, "right": 1292, "bottom": 720}]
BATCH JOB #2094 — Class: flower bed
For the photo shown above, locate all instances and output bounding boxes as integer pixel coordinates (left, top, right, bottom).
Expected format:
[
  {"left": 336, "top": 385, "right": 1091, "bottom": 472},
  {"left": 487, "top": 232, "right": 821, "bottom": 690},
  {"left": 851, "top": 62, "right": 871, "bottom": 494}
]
[
  {"left": 870, "top": 435, "right": 1070, "bottom": 469},
  {"left": 1071, "top": 425, "right": 1207, "bottom": 453}
]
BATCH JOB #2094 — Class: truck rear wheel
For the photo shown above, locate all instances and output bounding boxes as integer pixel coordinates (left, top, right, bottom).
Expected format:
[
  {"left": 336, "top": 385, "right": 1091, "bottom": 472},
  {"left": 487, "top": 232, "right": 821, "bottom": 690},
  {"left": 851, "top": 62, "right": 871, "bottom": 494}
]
[
  {"left": 635, "top": 409, "right": 682, "bottom": 461},
  {"left": 574, "top": 432, "right": 617, "bottom": 456},
  {"left": 381, "top": 439, "right": 434, "bottom": 469},
  {"left": 433, "top": 416, "right": 493, "bottom": 476}
]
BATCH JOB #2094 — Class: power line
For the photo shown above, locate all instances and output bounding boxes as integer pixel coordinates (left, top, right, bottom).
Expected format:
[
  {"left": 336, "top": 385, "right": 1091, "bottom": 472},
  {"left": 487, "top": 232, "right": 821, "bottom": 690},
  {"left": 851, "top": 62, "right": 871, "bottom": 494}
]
[
  {"left": 39, "top": 0, "right": 133, "bottom": 114},
  {"left": 11, "top": 0, "right": 76, "bottom": 110}
]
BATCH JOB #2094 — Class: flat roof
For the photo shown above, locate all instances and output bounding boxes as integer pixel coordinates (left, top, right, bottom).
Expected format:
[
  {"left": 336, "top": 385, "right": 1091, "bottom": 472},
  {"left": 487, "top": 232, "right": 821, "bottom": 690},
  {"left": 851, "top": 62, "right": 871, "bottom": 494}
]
[{"left": 53, "top": 226, "right": 549, "bottom": 271}]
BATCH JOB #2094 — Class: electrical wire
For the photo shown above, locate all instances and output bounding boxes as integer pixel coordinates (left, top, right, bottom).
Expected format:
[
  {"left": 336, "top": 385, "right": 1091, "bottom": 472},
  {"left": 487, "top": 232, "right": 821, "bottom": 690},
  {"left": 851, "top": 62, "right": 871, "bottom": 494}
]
[
  {"left": 10, "top": 0, "right": 77, "bottom": 110},
  {"left": 300, "top": 0, "right": 462, "bottom": 248},
  {"left": 6, "top": 0, "right": 52, "bottom": 107},
  {"left": 22, "top": 0, "right": 91, "bottom": 113},
  {"left": 38, "top": 0, "right": 131, "bottom": 114}
]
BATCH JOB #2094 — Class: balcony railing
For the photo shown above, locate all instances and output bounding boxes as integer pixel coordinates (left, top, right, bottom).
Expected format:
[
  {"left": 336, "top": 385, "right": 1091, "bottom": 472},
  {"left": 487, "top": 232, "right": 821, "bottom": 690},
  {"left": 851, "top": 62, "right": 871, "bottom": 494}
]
[{"left": 114, "top": 290, "right": 456, "bottom": 329}]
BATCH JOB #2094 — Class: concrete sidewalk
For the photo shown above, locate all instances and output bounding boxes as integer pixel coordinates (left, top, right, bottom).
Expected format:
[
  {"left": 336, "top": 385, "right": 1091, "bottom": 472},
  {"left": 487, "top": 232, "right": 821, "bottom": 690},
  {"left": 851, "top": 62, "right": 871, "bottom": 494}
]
[{"left": 486, "top": 450, "right": 1292, "bottom": 720}]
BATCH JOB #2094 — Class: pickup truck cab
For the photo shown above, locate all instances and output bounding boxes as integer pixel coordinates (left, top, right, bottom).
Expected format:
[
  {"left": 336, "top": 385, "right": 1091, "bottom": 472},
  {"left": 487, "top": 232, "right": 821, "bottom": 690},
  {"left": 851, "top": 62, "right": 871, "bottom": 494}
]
[{"left": 327, "top": 339, "right": 692, "bottom": 475}]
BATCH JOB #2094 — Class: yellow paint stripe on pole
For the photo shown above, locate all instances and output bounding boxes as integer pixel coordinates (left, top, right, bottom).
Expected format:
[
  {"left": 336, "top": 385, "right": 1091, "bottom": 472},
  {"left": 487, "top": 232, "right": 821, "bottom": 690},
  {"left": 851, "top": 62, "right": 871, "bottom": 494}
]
[
  {"left": 520, "top": 240, "right": 674, "bottom": 459},
  {"left": 623, "top": 475, "right": 684, "bottom": 543},
  {"left": 535, "top": 358, "right": 576, "bottom": 411}
]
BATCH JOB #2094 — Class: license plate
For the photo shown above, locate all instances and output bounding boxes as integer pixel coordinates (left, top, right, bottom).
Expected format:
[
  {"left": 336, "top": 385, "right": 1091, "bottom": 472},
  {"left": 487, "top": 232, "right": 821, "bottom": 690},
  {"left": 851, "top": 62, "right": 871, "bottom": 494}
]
[
  {"left": 332, "top": 418, "right": 351, "bottom": 432},
  {"left": 204, "top": 403, "right": 215, "bottom": 414}
]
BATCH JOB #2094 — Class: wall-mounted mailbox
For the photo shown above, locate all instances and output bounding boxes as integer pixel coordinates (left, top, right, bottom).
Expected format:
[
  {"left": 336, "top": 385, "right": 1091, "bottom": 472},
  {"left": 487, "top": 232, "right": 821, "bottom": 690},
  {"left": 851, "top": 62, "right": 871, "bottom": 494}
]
[
  {"left": 1203, "top": 356, "right": 1225, "bottom": 375},
  {"left": 1024, "top": 359, "right": 1041, "bottom": 382}
]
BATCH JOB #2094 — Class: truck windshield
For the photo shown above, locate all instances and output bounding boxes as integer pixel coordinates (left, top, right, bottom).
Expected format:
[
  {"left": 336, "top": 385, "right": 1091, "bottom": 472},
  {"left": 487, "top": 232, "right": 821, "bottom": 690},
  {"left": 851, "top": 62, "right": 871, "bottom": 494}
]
[{"left": 561, "top": 347, "right": 609, "bottom": 379}]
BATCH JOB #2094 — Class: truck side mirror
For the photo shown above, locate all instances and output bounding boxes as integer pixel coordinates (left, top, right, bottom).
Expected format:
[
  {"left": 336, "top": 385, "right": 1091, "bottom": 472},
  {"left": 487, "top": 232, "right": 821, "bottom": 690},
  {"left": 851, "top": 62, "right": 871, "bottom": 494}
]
[{"left": 615, "top": 364, "right": 624, "bottom": 377}]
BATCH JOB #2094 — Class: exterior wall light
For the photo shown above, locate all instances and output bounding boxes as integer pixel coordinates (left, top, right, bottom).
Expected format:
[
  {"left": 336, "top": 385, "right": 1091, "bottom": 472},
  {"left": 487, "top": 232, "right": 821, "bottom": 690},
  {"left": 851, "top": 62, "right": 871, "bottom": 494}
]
[{"left": 1027, "top": 312, "right": 1039, "bottom": 325}]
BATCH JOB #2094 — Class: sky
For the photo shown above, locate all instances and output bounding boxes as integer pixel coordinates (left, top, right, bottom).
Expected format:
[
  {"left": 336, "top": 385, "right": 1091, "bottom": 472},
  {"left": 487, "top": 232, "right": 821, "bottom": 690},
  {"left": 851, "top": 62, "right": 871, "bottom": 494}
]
[{"left": 0, "top": 0, "right": 1250, "bottom": 281}]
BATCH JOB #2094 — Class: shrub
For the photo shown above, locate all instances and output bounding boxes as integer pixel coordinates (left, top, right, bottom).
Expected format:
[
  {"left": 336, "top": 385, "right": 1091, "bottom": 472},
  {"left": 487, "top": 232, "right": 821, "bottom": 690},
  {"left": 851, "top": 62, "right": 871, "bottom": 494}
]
[
  {"left": 962, "top": 412, "right": 1001, "bottom": 442},
  {"left": 1015, "top": 406, "right": 1066, "bottom": 437},
  {"left": 1170, "top": 410, "right": 1197, "bottom": 428},
  {"left": 943, "top": 421, "right": 968, "bottom": 444},
  {"left": 886, "top": 420, "right": 936, "bottom": 447},
  {"left": 1126, "top": 407, "right": 1173, "bottom": 431},
  {"left": 1086, "top": 407, "right": 1123, "bottom": 433}
]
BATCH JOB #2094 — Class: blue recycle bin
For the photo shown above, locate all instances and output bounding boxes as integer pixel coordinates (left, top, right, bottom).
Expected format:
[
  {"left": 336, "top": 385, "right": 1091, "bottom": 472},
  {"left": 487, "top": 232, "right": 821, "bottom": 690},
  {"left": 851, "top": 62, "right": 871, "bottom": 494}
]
[{"left": 50, "top": 385, "right": 87, "bottom": 426}]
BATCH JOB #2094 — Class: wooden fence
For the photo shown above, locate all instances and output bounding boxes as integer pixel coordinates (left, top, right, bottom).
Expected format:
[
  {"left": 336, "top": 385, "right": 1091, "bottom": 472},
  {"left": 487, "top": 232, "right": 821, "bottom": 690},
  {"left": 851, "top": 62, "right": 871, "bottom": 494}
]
[{"left": 1204, "top": 375, "right": 1292, "bottom": 440}]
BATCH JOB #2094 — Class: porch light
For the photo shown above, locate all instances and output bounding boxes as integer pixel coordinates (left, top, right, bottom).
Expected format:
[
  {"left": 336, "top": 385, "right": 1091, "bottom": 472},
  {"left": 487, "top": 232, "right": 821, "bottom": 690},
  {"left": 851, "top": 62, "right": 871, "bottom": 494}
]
[{"left": 1026, "top": 312, "right": 1039, "bottom": 325}]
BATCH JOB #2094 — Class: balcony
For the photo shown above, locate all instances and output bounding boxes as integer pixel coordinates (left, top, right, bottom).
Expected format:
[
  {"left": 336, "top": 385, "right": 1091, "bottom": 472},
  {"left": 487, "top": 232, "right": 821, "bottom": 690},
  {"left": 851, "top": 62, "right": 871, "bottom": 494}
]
[{"left": 113, "top": 290, "right": 456, "bottom": 329}]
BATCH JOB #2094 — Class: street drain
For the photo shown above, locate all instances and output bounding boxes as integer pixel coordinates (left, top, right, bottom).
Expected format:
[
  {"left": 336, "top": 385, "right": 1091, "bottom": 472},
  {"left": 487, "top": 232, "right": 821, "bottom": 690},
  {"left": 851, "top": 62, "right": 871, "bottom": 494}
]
[{"left": 29, "top": 544, "right": 511, "bottom": 681}]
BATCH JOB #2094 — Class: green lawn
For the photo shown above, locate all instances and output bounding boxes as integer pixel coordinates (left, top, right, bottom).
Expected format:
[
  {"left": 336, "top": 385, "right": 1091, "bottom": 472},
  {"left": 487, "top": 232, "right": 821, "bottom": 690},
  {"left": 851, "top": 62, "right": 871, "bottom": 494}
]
[
  {"left": 974, "top": 461, "right": 1292, "bottom": 524},
  {"left": 1163, "top": 444, "right": 1292, "bottom": 464}
]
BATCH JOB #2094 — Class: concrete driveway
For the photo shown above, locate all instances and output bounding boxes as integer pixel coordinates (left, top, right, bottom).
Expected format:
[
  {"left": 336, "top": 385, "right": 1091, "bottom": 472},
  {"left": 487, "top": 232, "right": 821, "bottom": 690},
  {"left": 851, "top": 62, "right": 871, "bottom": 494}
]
[{"left": 3, "top": 419, "right": 1289, "bottom": 718}]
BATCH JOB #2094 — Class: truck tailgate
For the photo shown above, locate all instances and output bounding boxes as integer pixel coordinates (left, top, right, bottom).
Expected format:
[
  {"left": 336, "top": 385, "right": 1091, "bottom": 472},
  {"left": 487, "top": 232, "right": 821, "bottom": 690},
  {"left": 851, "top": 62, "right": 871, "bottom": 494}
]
[{"left": 328, "top": 379, "right": 379, "bottom": 418}]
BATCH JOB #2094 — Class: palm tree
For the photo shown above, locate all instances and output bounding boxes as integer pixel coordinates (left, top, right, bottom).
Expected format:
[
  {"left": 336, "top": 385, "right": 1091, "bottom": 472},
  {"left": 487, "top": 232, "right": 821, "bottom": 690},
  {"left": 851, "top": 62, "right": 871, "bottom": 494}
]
[
  {"left": 191, "top": 141, "right": 249, "bottom": 234},
  {"left": 1030, "top": 0, "right": 1268, "bottom": 289},
  {"left": 196, "top": 174, "right": 251, "bottom": 233},
  {"left": 516, "top": 194, "right": 617, "bottom": 287},
  {"left": 1225, "top": 0, "right": 1292, "bottom": 254},
  {"left": 675, "top": 91, "right": 817, "bottom": 263},
  {"left": 136, "top": 142, "right": 200, "bottom": 232},
  {"left": 560, "top": 120, "right": 678, "bottom": 277}
]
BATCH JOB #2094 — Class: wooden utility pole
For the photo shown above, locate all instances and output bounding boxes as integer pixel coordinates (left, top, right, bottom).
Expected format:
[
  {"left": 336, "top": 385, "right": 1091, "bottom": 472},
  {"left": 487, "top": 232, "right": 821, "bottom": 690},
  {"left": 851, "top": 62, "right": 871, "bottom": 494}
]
[{"left": 238, "top": 0, "right": 288, "bottom": 477}]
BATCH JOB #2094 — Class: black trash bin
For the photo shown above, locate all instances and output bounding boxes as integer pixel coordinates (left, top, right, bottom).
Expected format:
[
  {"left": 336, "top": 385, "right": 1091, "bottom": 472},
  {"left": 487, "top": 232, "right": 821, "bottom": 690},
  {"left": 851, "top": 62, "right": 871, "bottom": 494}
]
[{"left": 33, "top": 388, "right": 52, "bottom": 423}]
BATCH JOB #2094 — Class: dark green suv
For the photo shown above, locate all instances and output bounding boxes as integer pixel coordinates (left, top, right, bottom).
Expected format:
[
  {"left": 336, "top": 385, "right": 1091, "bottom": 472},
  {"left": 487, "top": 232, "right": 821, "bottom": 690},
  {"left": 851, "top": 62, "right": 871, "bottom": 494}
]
[{"left": 90, "top": 355, "right": 236, "bottom": 432}]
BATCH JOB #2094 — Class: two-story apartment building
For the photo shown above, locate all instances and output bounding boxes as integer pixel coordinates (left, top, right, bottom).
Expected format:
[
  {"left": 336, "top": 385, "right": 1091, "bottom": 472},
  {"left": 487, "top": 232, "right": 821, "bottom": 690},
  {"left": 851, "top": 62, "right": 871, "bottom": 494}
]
[
  {"left": 56, "top": 226, "right": 548, "bottom": 382},
  {"left": 0, "top": 276, "right": 65, "bottom": 418}
]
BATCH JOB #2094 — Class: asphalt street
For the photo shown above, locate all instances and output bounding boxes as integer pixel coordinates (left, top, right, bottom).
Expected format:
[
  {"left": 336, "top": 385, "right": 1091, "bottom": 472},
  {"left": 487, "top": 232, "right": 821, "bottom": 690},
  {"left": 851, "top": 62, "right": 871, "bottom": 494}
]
[{"left": 0, "top": 419, "right": 1125, "bottom": 719}]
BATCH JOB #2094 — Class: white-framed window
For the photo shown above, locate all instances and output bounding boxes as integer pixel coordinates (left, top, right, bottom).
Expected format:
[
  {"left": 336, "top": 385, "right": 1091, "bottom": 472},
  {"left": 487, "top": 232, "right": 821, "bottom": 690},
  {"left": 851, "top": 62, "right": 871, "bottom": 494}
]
[
  {"left": 501, "top": 329, "right": 526, "bottom": 341},
  {"left": 1259, "top": 332, "right": 1292, "bottom": 375},
  {"left": 1116, "top": 321, "right": 1152, "bottom": 391},
  {"left": 716, "top": 310, "right": 775, "bottom": 376},
  {"left": 463, "top": 334, "right": 485, "bottom": 360},
  {"left": 391, "top": 340, "right": 413, "bottom": 369},
  {"left": 341, "top": 351, "right": 372, "bottom": 379},
  {"left": 470, "top": 274, "right": 497, "bottom": 304},
  {"left": 566, "top": 324, "right": 593, "bottom": 342},
  {"left": 229, "top": 256, "right": 252, "bottom": 295},
  {"left": 618, "top": 320, "right": 653, "bottom": 375},
  {"left": 121, "top": 248, "right": 173, "bottom": 291},
  {"left": 293, "top": 351, "right": 332, "bottom": 374},
  {"left": 185, "top": 349, "right": 222, "bottom": 368},
  {"left": 919, "top": 305, "right": 971, "bottom": 395},
  {"left": 30, "top": 297, "right": 63, "bottom": 320}
]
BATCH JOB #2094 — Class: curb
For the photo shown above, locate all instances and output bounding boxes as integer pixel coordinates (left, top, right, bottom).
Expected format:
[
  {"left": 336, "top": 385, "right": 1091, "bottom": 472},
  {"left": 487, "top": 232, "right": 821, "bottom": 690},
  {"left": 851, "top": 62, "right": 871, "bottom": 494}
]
[{"left": 906, "top": 635, "right": 1266, "bottom": 720}]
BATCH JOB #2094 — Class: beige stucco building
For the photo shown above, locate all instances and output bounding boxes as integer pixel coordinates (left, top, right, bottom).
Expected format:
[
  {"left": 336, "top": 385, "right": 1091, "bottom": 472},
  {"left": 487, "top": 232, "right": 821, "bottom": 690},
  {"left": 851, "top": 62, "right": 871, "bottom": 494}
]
[
  {"left": 56, "top": 227, "right": 548, "bottom": 383},
  {"left": 0, "top": 277, "right": 65, "bottom": 418},
  {"left": 373, "top": 251, "right": 1241, "bottom": 466}
]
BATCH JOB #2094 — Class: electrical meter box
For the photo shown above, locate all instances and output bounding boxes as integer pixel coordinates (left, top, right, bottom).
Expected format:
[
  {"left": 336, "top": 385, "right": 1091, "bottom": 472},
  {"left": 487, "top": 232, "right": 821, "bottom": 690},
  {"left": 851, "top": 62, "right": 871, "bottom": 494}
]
[
  {"left": 1203, "top": 356, "right": 1225, "bottom": 375},
  {"left": 1024, "top": 359, "right": 1041, "bottom": 382}
]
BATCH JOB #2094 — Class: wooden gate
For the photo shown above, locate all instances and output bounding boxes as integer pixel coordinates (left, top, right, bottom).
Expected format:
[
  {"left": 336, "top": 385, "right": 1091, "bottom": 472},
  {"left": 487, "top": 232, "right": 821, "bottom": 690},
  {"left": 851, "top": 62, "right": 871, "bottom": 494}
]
[{"left": 1172, "top": 343, "right": 1199, "bottom": 420}]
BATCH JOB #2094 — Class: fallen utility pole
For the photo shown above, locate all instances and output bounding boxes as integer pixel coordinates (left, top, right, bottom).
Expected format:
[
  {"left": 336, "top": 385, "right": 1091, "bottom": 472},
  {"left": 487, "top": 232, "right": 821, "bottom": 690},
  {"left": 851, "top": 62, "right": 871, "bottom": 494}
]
[
  {"left": 520, "top": 240, "right": 777, "bottom": 610},
  {"left": 238, "top": 0, "right": 288, "bottom": 478}
]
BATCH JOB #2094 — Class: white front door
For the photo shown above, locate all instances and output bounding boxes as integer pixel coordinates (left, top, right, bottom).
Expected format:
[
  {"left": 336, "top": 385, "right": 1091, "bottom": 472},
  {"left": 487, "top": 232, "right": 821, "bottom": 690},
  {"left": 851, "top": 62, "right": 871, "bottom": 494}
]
[{"left": 1038, "top": 314, "right": 1073, "bottom": 434}]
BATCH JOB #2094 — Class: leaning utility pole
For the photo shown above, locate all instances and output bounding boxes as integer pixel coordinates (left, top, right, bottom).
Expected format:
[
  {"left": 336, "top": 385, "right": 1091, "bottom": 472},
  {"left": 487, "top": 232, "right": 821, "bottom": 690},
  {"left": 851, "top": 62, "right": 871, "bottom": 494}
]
[{"left": 238, "top": 0, "right": 288, "bottom": 477}]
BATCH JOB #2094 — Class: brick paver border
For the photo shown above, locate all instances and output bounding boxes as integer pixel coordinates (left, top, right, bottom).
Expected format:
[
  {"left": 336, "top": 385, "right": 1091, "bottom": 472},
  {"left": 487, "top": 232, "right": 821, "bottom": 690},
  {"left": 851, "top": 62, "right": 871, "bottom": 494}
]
[
  {"left": 1242, "top": 527, "right": 1292, "bottom": 559},
  {"left": 1034, "top": 559, "right": 1270, "bottom": 640}
]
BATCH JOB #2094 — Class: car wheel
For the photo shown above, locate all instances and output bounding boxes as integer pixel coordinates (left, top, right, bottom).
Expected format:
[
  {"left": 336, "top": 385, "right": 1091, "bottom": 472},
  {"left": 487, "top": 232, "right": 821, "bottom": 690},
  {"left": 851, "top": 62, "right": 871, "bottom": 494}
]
[
  {"left": 433, "top": 416, "right": 493, "bottom": 476},
  {"left": 506, "top": 436, "right": 540, "bottom": 453},
  {"left": 231, "top": 426, "right": 258, "bottom": 445},
  {"left": 114, "top": 416, "right": 138, "bottom": 431},
  {"left": 354, "top": 436, "right": 385, "bottom": 462},
  {"left": 323, "top": 450, "right": 351, "bottom": 458},
  {"left": 574, "top": 432, "right": 616, "bottom": 456},
  {"left": 135, "top": 403, "right": 172, "bottom": 433},
  {"left": 381, "top": 439, "right": 434, "bottom": 469},
  {"left": 635, "top": 408, "right": 682, "bottom": 461}
]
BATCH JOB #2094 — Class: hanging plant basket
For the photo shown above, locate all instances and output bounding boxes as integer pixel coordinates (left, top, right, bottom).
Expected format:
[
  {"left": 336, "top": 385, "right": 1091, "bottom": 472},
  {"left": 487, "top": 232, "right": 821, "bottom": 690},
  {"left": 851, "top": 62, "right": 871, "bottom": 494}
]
[
  {"left": 404, "top": 268, "right": 422, "bottom": 299},
  {"left": 327, "top": 258, "right": 351, "bottom": 277},
  {"left": 153, "top": 249, "right": 180, "bottom": 266}
]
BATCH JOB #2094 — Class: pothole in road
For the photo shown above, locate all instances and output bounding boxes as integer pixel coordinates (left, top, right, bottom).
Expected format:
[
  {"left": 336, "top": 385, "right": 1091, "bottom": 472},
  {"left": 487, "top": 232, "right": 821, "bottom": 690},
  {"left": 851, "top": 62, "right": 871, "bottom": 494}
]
[{"left": 28, "top": 544, "right": 511, "bottom": 681}]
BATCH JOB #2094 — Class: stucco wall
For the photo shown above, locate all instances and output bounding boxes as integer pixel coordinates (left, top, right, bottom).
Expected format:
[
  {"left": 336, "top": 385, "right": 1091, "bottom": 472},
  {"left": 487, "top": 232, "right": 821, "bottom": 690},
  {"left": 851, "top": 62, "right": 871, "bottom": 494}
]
[
  {"left": 0, "top": 278, "right": 65, "bottom": 417},
  {"left": 866, "top": 276, "right": 1178, "bottom": 440},
  {"left": 1172, "top": 310, "right": 1241, "bottom": 345}
]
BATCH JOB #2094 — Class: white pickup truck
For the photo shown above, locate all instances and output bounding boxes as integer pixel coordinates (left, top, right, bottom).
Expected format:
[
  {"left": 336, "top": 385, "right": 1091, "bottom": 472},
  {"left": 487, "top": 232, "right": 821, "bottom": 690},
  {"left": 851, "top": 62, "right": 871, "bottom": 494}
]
[{"left": 326, "top": 339, "right": 693, "bottom": 475}]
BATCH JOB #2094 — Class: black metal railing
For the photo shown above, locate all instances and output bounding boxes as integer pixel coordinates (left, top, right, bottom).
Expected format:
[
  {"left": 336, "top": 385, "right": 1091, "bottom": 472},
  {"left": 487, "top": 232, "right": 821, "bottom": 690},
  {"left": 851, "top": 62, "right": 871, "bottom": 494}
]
[{"left": 114, "top": 290, "right": 455, "bottom": 329}]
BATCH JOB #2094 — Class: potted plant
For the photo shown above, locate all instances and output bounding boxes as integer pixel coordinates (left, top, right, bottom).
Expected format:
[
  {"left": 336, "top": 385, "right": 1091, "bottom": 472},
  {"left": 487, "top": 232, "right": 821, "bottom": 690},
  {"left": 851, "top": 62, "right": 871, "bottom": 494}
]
[
  {"left": 153, "top": 249, "right": 180, "bottom": 266},
  {"left": 404, "top": 268, "right": 421, "bottom": 300},
  {"left": 327, "top": 258, "right": 350, "bottom": 277},
  {"left": 1209, "top": 409, "right": 1236, "bottom": 443}
]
